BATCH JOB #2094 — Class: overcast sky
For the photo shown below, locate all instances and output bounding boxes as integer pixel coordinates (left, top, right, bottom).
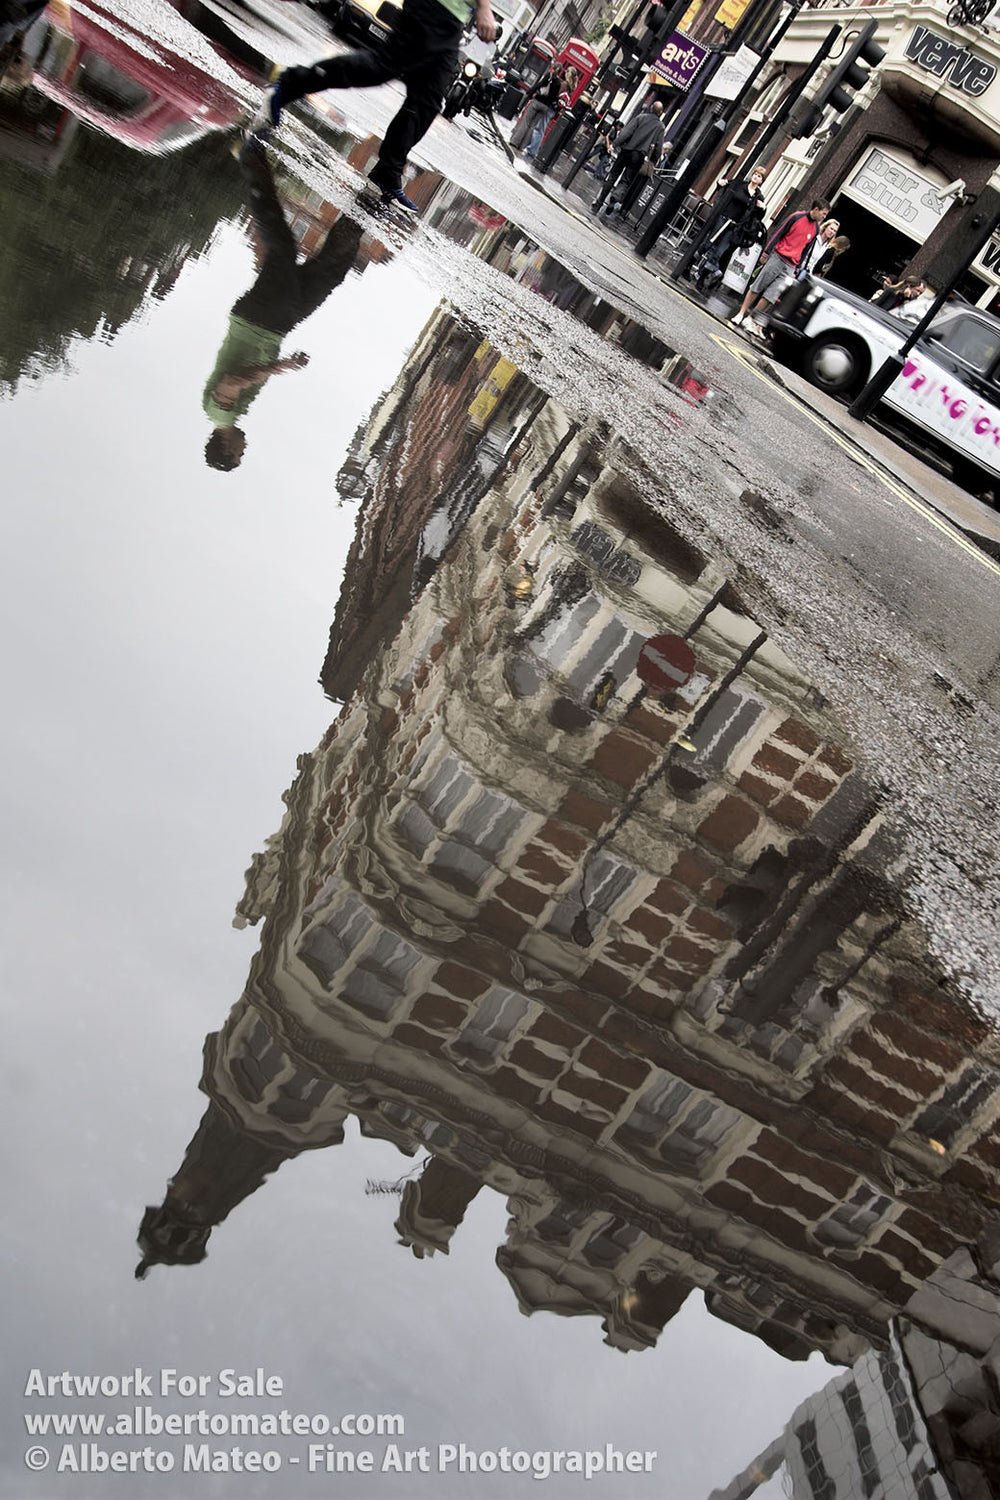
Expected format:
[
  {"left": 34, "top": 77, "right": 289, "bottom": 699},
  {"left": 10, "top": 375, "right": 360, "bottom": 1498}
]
[{"left": 2, "top": 193, "right": 836, "bottom": 1500}]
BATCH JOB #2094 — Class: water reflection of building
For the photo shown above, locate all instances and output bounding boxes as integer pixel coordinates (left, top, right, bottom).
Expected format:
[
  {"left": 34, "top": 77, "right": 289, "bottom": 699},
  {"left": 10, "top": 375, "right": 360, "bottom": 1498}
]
[
  {"left": 142, "top": 312, "right": 1000, "bottom": 1399},
  {"left": 712, "top": 1241, "right": 1000, "bottom": 1500}
]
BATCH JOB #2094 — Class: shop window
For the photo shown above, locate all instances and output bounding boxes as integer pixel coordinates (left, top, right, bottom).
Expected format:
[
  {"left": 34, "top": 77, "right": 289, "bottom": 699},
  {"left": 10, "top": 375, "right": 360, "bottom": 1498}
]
[
  {"left": 814, "top": 1182, "right": 892, "bottom": 1249},
  {"left": 453, "top": 985, "right": 530, "bottom": 1060},
  {"left": 618, "top": 1075, "right": 741, "bottom": 1172},
  {"left": 911, "top": 1063, "right": 999, "bottom": 1151}
]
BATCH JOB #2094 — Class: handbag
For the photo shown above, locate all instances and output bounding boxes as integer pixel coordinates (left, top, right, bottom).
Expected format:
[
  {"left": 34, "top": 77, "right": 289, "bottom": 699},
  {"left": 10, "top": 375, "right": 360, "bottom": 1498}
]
[{"left": 639, "top": 158, "right": 655, "bottom": 179}]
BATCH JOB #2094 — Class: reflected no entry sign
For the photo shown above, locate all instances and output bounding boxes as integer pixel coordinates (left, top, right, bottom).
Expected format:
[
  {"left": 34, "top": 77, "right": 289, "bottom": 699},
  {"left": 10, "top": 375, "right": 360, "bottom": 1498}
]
[{"left": 637, "top": 633, "right": 696, "bottom": 693}]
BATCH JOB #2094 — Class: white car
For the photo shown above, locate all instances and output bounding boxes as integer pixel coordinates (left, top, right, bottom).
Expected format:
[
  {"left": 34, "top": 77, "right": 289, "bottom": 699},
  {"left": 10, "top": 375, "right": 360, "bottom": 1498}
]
[{"left": 769, "top": 279, "right": 1000, "bottom": 504}]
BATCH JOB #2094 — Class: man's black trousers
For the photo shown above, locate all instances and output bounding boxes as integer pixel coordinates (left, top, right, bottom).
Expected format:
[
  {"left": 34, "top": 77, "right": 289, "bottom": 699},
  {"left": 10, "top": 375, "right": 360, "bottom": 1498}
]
[{"left": 278, "top": 0, "right": 462, "bottom": 190}]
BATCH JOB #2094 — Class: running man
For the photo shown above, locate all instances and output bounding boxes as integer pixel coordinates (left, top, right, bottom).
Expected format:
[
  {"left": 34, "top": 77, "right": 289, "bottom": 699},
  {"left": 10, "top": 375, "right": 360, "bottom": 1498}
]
[{"left": 248, "top": 0, "right": 497, "bottom": 213}]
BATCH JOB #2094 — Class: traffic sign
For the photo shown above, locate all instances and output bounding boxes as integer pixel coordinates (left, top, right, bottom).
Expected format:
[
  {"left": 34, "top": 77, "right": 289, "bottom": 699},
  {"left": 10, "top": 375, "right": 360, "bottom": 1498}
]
[{"left": 637, "top": 633, "right": 695, "bottom": 693}]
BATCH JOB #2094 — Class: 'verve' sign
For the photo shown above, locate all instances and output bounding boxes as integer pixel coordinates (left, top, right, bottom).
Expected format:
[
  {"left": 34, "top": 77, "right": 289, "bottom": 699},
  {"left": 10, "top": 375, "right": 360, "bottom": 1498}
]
[{"left": 904, "top": 25, "right": 996, "bottom": 97}]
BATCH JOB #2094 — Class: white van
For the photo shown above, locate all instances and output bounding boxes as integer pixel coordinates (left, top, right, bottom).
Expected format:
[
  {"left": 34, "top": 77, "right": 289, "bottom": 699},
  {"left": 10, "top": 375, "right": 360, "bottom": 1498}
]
[{"left": 769, "top": 280, "right": 1000, "bottom": 503}]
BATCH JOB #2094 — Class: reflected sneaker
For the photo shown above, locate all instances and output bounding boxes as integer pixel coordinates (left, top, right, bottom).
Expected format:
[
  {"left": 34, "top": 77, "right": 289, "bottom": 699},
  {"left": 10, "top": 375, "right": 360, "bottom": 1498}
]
[
  {"left": 247, "top": 76, "right": 285, "bottom": 137},
  {"left": 380, "top": 186, "right": 420, "bottom": 213}
]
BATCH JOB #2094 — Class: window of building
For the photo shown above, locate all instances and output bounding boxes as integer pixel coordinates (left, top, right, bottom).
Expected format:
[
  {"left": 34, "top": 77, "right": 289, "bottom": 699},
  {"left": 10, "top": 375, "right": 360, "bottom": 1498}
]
[
  {"left": 582, "top": 1215, "right": 645, "bottom": 1268},
  {"left": 548, "top": 851, "right": 637, "bottom": 939},
  {"left": 269, "top": 1071, "right": 333, "bottom": 1124},
  {"left": 686, "top": 687, "right": 765, "bottom": 770},
  {"left": 395, "top": 750, "right": 526, "bottom": 893},
  {"left": 230, "top": 1018, "right": 286, "bottom": 1103},
  {"left": 342, "top": 927, "right": 421, "bottom": 1020},
  {"left": 300, "top": 893, "right": 374, "bottom": 987},
  {"left": 814, "top": 1182, "right": 892, "bottom": 1249},
  {"left": 910, "top": 1063, "right": 999, "bottom": 1151},
  {"left": 794, "top": 1418, "right": 835, "bottom": 1500},
  {"left": 453, "top": 985, "right": 531, "bottom": 1060},
  {"left": 535, "top": 1202, "right": 593, "bottom": 1245},
  {"left": 528, "top": 591, "right": 602, "bottom": 672},
  {"left": 618, "top": 1074, "right": 742, "bottom": 1172}
]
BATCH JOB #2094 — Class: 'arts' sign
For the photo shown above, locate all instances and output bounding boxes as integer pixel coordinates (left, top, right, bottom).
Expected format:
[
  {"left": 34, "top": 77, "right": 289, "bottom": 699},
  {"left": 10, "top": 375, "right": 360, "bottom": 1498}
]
[{"left": 652, "top": 32, "right": 708, "bottom": 91}]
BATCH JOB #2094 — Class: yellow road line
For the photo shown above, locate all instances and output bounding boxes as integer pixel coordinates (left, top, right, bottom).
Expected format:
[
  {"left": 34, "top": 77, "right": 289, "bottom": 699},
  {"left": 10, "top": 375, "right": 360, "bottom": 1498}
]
[{"left": 712, "top": 333, "right": 1000, "bottom": 578}]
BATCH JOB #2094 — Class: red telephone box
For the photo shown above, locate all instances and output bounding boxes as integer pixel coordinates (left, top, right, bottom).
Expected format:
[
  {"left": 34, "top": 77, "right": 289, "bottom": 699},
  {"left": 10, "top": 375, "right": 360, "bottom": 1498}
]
[{"left": 554, "top": 38, "right": 600, "bottom": 103}]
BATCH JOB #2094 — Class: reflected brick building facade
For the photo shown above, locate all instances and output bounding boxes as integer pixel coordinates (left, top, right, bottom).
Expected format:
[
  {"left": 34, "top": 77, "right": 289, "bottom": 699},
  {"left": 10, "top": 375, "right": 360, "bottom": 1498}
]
[{"left": 142, "top": 311, "right": 1000, "bottom": 1386}]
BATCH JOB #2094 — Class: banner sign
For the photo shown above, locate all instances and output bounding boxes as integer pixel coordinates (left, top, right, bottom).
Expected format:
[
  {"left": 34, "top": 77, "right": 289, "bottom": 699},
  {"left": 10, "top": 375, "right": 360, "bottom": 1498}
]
[
  {"left": 714, "top": 0, "right": 751, "bottom": 30},
  {"left": 904, "top": 25, "right": 995, "bottom": 98},
  {"left": 840, "top": 147, "right": 950, "bottom": 241},
  {"left": 704, "top": 45, "right": 760, "bottom": 99},
  {"left": 651, "top": 32, "right": 708, "bottom": 90}
]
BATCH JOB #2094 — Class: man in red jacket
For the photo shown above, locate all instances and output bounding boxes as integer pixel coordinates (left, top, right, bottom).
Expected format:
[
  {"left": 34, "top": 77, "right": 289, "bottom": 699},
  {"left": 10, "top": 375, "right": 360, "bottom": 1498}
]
[{"left": 730, "top": 199, "right": 829, "bottom": 334}]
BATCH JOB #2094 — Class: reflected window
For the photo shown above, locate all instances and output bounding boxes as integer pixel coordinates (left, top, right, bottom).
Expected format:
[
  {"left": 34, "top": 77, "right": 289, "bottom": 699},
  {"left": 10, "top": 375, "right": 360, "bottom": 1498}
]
[
  {"left": 536, "top": 1202, "right": 592, "bottom": 1245},
  {"left": 686, "top": 688, "right": 764, "bottom": 769},
  {"left": 343, "top": 928, "right": 421, "bottom": 1020},
  {"left": 300, "top": 896, "right": 419, "bottom": 1021},
  {"left": 618, "top": 1074, "right": 742, "bottom": 1172},
  {"left": 910, "top": 1063, "right": 999, "bottom": 1151},
  {"left": 530, "top": 592, "right": 601, "bottom": 671},
  {"left": 73, "top": 54, "right": 152, "bottom": 115},
  {"left": 814, "top": 1182, "right": 892, "bottom": 1248},
  {"left": 570, "top": 522, "right": 642, "bottom": 587},
  {"left": 566, "top": 616, "right": 644, "bottom": 697},
  {"left": 395, "top": 751, "right": 526, "bottom": 894},
  {"left": 269, "top": 1071, "right": 333, "bottom": 1124},
  {"left": 231, "top": 1019, "right": 285, "bottom": 1103},
  {"left": 300, "top": 894, "right": 374, "bottom": 987},
  {"left": 548, "top": 851, "right": 636, "bottom": 939},
  {"left": 582, "top": 1216, "right": 644, "bottom": 1268},
  {"left": 454, "top": 985, "right": 531, "bottom": 1060},
  {"left": 794, "top": 1418, "right": 835, "bottom": 1500}
]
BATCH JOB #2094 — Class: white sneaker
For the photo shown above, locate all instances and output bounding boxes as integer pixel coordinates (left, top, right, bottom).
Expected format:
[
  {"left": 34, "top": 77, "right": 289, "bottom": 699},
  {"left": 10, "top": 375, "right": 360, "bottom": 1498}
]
[
  {"left": 729, "top": 312, "right": 745, "bottom": 327},
  {"left": 748, "top": 317, "right": 768, "bottom": 338}
]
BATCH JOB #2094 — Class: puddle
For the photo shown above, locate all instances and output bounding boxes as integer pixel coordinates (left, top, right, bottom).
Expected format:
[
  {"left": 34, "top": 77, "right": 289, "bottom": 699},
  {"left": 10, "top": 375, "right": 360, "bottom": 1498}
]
[{"left": 3, "top": 10, "right": 1000, "bottom": 1499}]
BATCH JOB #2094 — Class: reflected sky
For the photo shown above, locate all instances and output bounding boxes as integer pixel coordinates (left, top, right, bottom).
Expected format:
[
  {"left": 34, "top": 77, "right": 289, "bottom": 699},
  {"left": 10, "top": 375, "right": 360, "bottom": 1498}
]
[{"left": 3, "top": 10, "right": 1000, "bottom": 1500}]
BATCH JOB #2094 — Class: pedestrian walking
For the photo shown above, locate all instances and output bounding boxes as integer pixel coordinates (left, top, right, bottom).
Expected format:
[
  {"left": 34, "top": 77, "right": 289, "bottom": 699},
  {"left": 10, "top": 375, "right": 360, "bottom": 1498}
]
[
  {"left": 691, "top": 167, "right": 767, "bottom": 288},
  {"left": 203, "top": 139, "right": 366, "bottom": 471},
  {"left": 583, "top": 116, "right": 620, "bottom": 179},
  {"left": 796, "top": 218, "right": 840, "bottom": 278},
  {"left": 730, "top": 199, "right": 828, "bottom": 334},
  {"left": 248, "top": 0, "right": 497, "bottom": 212},
  {"left": 510, "top": 60, "right": 565, "bottom": 158},
  {"left": 592, "top": 101, "right": 666, "bottom": 217},
  {"left": 806, "top": 229, "right": 849, "bottom": 281}
]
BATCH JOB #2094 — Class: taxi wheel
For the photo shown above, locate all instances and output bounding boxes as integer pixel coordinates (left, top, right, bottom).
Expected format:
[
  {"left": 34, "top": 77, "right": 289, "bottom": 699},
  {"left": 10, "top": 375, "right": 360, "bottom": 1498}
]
[{"left": 803, "top": 334, "right": 868, "bottom": 396}]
